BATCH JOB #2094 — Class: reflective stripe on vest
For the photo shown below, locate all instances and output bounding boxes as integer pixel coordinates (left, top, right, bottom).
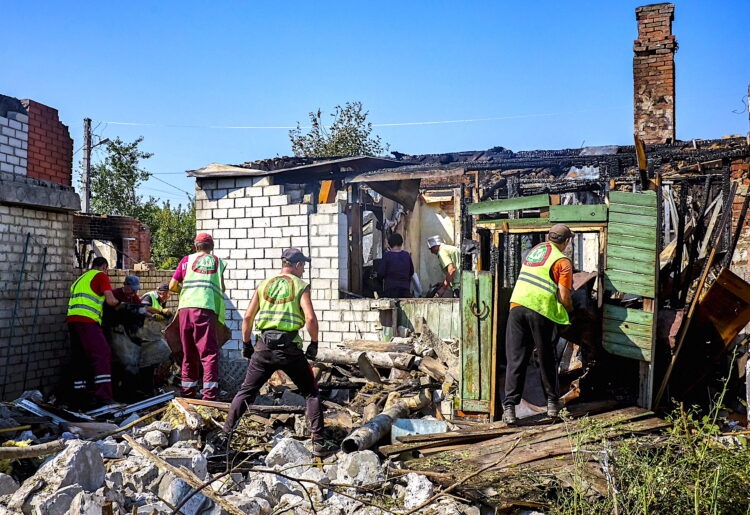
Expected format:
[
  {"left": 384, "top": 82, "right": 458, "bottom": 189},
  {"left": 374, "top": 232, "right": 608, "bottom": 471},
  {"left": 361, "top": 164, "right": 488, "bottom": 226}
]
[
  {"left": 177, "top": 252, "right": 226, "bottom": 323},
  {"left": 145, "top": 291, "right": 163, "bottom": 311},
  {"left": 509, "top": 242, "right": 570, "bottom": 325},
  {"left": 67, "top": 270, "right": 106, "bottom": 324},
  {"left": 255, "top": 274, "right": 309, "bottom": 343}
]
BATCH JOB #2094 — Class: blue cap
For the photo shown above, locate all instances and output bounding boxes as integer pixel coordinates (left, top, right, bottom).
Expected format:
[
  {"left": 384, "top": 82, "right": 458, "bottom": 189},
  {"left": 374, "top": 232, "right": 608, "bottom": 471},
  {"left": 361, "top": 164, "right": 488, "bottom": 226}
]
[{"left": 124, "top": 275, "right": 141, "bottom": 290}]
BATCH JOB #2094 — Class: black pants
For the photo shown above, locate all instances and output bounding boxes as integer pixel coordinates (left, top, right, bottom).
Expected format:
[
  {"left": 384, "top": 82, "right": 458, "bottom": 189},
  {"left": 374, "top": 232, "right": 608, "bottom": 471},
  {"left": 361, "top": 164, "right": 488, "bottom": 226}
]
[
  {"left": 504, "top": 306, "right": 560, "bottom": 406},
  {"left": 224, "top": 343, "right": 324, "bottom": 439}
]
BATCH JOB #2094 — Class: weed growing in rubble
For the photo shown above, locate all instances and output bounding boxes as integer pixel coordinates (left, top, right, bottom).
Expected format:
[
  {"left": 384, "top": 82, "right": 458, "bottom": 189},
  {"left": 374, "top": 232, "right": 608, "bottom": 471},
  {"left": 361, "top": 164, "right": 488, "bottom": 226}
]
[{"left": 552, "top": 379, "right": 750, "bottom": 513}]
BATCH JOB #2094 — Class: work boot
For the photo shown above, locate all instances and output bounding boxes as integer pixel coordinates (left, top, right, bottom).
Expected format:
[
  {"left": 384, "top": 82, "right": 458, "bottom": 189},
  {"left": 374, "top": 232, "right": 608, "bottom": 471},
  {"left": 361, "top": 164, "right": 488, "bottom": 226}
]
[
  {"left": 547, "top": 399, "right": 563, "bottom": 418},
  {"left": 312, "top": 439, "right": 335, "bottom": 458},
  {"left": 502, "top": 404, "right": 518, "bottom": 425}
]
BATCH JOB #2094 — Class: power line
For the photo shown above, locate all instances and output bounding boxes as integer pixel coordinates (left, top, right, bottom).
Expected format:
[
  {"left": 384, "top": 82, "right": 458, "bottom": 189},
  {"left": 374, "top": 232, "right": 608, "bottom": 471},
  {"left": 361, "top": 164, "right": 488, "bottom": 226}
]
[
  {"left": 97, "top": 105, "right": 628, "bottom": 130},
  {"left": 148, "top": 174, "right": 194, "bottom": 196}
]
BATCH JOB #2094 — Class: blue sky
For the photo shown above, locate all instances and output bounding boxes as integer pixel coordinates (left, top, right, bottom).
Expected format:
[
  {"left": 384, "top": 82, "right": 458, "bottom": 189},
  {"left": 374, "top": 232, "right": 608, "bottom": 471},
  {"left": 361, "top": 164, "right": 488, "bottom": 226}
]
[{"left": 2, "top": 1, "right": 748, "bottom": 205}]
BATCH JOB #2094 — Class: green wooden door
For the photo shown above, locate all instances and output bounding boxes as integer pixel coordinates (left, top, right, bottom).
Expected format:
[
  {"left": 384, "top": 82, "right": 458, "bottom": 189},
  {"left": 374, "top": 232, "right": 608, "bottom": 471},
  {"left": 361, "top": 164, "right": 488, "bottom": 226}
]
[
  {"left": 460, "top": 272, "right": 493, "bottom": 412},
  {"left": 603, "top": 191, "right": 658, "bottom": 363}
]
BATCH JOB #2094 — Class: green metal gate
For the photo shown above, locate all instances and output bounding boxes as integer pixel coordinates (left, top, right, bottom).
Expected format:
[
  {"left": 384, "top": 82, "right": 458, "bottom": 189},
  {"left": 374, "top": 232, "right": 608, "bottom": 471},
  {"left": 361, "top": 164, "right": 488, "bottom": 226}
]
[{"left": 459, "top": 272, "right": 494, "bottom": 412}]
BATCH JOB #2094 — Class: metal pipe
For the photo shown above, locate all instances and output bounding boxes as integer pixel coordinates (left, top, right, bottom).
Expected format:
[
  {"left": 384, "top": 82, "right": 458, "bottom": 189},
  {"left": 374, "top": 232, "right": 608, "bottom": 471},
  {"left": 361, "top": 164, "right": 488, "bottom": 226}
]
[
  {"left": 2, "top": 233, "right": 31, "bottom": 400},
  {"left": 22, "top": 247, "right": 47, "bottom": 392}
]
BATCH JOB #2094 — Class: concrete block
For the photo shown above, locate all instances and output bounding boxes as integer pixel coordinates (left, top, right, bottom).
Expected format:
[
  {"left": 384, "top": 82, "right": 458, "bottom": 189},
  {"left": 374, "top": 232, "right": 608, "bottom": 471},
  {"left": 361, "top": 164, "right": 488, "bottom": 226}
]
[
  {"left": 228, "top": 208, "right": 244, "bottom": 218},
  {"left": 269, "top": 195, "right": 288, "bottom": 206},
  {"left": 218, "top": 218, "right": 235, "bottom": 229},
  {"left": 245, "top": 207, "right": 263, "bottom": 218},
  {"left": 281, "top": 226, "right": 301, "bottom": 237},
  {"left": 230, "top": 228, "right": 247, "bottom": 239},
  {"left": 235, "top": 197, "right": 254, "bottom": 207},
  {"left": 252, "top": 196, "right": 270, "bottom": 207},
  {"left": 236, "top": 218, "right": 253, "bottom": 228},
  {"left": 263, "top": 185, "right": 284, "bottom": 196},
  {"left": 271, "top": 215, "right": 289, "bottom": 227},
  {"left": 291, "top": 236, "right": 308, "bottom": 248},
  {"left": 289, "top": 215, "right": 308, "bottom": 226},
  {"left": 265, "top": 227, "right": 282, "bottom": 238},
  {"left": 263, "top": 206, "right": 281, "bottom": 218}
]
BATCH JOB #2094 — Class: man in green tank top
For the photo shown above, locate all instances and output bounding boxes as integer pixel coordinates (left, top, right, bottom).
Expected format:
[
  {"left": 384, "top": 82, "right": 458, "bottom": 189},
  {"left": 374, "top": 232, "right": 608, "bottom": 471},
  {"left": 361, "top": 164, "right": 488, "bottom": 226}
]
[
  {"left": 503, "top": 224, "right": 574, "bottom": 425},
  {"left": 217, "top": 248, "right": 330, "bottom": 456}
]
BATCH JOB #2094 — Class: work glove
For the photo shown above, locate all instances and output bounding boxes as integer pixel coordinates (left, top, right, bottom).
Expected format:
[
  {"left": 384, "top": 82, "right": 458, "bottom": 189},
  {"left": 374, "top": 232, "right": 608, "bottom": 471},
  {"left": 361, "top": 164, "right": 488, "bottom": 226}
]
[
  {"left": 242, "top": 341, "right": 254, "bottom": 360},
  {"left": 305, "top": 341, "right": 319, "bottom": 360},
  {"left": 161, "top": 308, "right": 173, "bottom": 317},
  {"left": 152, "top": 314, "right": 166, "bottom": 322}
]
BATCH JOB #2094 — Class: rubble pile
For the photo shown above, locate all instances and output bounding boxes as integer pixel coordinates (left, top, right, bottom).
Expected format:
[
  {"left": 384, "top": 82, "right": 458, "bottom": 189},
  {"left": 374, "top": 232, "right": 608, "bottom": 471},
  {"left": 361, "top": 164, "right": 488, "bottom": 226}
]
[{"left": 0, "top": 330, "right": 480, "bottom": 514}]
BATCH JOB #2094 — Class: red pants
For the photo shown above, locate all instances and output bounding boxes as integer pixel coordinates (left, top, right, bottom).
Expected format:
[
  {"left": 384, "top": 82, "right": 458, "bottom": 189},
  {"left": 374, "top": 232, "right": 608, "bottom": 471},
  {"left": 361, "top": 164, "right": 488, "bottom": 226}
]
[
  {"left": 179, "top": 308, "right": 220, "bottom": 400},
  {"left": 69, "top": 322, "right": 113, "bottom": 401}
]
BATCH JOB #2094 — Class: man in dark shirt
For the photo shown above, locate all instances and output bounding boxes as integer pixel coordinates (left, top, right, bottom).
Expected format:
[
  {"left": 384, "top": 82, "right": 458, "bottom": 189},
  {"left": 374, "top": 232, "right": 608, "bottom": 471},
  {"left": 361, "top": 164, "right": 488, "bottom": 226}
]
[
  {"left": 378, "top": 233, "right": 416, "bottom": 298},
  {"left": 112, "top": 275, "right": 142, "bottom": 304}
]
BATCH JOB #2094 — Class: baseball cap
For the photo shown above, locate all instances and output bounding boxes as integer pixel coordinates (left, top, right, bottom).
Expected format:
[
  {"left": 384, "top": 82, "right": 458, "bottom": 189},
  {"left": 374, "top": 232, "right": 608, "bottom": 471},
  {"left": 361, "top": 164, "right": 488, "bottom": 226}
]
[
  {"left": 195, "top": 232, "right": 214, "bottom": 244},
  {"left": 549, "top": 224, "right": 573, "bottom": 243},
  {"left": 156, "top": 283, "right": 169, "bottom": 292},
  {"left": 282, "top": 248, "right": 311, "bottom": 263},
  {"left": 124, "top": 275, "right": 141, "bottom": 290}
]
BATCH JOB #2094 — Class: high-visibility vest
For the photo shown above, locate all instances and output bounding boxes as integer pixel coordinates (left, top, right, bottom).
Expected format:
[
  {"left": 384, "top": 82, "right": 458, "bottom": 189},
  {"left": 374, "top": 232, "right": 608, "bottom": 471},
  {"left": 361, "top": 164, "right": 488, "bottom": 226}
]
[
  {"left": 509, "top": 242, "right": 570, "bottom": 325},
  {"left": 255, "top": 274, "right": 309, "bottom": 343},
  {"left": 437, "top": 244, "right": 461, "bottom": 288},
  {"left": 67, "top": 270, "right": 106, "bottom": 324},
  {"left": 144, "top": 291, "right": 163, "bottom": 311},
  {"left": 177, "top": 252, "right": 226, "bottom": 323}
]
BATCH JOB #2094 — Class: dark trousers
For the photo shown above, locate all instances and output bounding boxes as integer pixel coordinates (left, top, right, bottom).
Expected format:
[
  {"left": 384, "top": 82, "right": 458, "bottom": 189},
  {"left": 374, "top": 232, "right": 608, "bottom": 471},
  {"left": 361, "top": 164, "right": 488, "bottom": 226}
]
[
  {"left": 504, "top": 306, "right": 560, "bottom": 406},
  {"left": 224, "top": 344, "right": 324, "bottom": 439},
  {"left": 69, "top": 322, "right": 113, "bottom": 401}
]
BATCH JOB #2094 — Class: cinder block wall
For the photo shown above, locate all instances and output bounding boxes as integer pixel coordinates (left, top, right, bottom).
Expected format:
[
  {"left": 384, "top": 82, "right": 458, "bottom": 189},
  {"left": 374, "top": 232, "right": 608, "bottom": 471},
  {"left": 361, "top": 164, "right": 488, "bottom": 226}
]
[
  {"left": 195, "top": 177, "right": 381, "bottom": 357},
  {"left": 0, "top": 103, "right": 28, "bottom": 176},
  {"left": 0, "top": 204, "right": 75, "bottom": 400}
]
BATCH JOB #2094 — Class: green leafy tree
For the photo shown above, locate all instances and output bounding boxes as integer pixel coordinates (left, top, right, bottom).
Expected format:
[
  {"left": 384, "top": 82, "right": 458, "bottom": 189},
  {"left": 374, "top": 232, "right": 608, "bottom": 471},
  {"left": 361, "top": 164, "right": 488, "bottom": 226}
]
[
  {"left": 289, "top": 101, "right": 388, "bottom": 157},
  {"left": 86, "top": 136, "right": 195, "bottom": 270},
  {"left": 141, "top": 201, "right": 196, "bottom": 269},
  {"left": 88, "top": 137, "right": 154, "bottom": 220}
]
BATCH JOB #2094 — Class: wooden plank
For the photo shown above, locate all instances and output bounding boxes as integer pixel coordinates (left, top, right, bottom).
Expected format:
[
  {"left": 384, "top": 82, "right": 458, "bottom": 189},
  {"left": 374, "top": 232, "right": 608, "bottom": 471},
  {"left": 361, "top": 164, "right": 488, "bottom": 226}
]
[
  {"left": 610, "top": 212, "right": 658, "bottom": 228},
  {"left": 461, "top": 273, "right": 479, "bottom": 401},
  {"left": 603, "top": 340, "right": 652, "bottom": 361},
  {"left": 478, "top": 271, "right": 494, "bottom": 408},
  {"left": 604, "top": 318, "right": 654, "bottom": 338},
  {"left": 603, "top": 329, "right": 652, "bottom": 350},
  {"left": 606, "top": 256, "right": 656, "bottom": 275},
  {"left": 609, "top": 203, "right": 658, "bottom": 217},
  {"left": 608, "top": 224, "right": 657, "bottom": 242},
  {"left": 468, "top": 194, "right": 549, "bottom": 215},
  {"left": 606, "top": 245, "right": 656, "bottom": 263},
  {"left": 610, "top": 191, "right": 658, "bottom": 207},
  {"left": 549, "top": 205, "right": 608, "bottom": 222},
  {"left": 461, "top": 399, "right": 491, "bottom": 412},
  {"left": 605, "top": 270, "right": 654, "bottom": 288},
  {"left": 603, "top": 304, "right": 654, "bottom": 326},
  {"left": 604, "top": 276, "right": 655, "bottom": 298},
  {"left": 607, "top": 233, "right": 657, "bottom": 250}
]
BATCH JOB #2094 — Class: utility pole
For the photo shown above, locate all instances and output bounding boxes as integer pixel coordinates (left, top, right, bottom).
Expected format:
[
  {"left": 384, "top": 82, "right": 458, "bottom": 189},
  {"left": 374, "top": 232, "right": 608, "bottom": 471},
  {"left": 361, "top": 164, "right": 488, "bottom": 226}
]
[{"left": 82, "top": 117, "right": 92, "bottom": 213}]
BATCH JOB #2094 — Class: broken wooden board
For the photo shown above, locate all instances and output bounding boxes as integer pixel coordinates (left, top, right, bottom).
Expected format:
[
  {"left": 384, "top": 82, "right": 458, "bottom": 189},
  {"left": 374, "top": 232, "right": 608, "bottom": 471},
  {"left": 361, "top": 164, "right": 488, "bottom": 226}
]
[{"left": 468, "top": 194, "right": 550, "bottom": 215}]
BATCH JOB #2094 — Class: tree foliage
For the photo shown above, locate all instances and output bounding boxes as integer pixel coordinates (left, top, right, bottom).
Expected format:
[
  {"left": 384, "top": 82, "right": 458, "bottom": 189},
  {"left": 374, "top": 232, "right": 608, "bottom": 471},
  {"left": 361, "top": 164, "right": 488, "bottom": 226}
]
[
  {"left": 89, "top": 137, "right": 154, "bottom": 220},
  {"left": 289, "top": 101, "right": 388, "bottom": 157},
  {"left": 87, "top": 136, "right": 195, "bottom": 269},
  {"left": 140, "top": 201, "right": 196, "bottom": 270}
]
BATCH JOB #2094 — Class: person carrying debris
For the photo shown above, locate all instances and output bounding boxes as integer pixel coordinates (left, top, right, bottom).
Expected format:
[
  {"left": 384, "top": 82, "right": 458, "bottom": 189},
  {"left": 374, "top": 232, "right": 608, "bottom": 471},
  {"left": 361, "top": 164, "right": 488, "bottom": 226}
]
[
  {"left": 216, "top": 248, "right": 328, "bottom": 456},
  {"left": 427, "top": 235, "right": 461, "bottom": 297},
  {"left": 141, "top": 282, "right": 173, "bottom": 320},
  {"left": 502, "top": 224, "right": 574, "bottom": 424},
  {"left": 169, "top": 232, "right": 227, "bottom": 401},
  {"left": 66, "top": 256, "right": 123, "bottom": 407}
]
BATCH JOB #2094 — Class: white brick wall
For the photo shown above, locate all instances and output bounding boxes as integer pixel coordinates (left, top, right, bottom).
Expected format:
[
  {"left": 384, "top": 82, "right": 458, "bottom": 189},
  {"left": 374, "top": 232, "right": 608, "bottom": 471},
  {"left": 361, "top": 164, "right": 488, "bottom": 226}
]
[
  {"left": 0, "top": 111, "right": 29, "bottom": 175},
  {"left": 195, "top": 177, "right": 382, "bottom": 356}
]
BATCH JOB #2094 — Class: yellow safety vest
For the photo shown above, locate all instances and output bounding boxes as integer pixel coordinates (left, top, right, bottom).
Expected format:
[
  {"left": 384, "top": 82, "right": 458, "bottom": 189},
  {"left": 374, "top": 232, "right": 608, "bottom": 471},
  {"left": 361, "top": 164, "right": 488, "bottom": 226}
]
[
  {"left": 256, "top": 274, "right": 309, "bottom": 343},
  {"left": 67, "top": 270, "right": 106, "bottom": 324},
  {"left": 177, "top": 252, "right": 226, "bottom": 323},
  {"left": 509, "top": 242, "right": 570, "bottom": 325},
  {"left": 144, "top": 291, "right": 163, "bottom": 311}
]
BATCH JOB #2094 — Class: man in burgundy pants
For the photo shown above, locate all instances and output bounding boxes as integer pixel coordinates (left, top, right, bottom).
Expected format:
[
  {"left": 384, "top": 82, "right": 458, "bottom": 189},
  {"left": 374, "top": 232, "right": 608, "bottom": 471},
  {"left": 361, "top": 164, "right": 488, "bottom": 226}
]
[
  {"left": 170, "top": 233, "right": 227, "bottom": 400},
  {"left": 67, "top": 257, "right": 122, "bottom": 407}
]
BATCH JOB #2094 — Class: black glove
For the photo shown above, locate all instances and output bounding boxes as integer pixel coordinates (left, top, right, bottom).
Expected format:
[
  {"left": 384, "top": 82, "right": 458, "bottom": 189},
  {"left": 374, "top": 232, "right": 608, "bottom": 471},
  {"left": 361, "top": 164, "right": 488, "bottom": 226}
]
[
  {"left": 242, "top": 340, "right": 254, "bottom": 360},
  {"left": 305, "top": 341, "right": 318, "bottom": 360}
]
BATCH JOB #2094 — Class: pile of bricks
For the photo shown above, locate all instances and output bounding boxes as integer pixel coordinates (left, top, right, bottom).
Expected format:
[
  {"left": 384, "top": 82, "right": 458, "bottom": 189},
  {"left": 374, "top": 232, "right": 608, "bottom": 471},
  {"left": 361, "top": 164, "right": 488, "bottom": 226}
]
[
  {"left": 22, "top": 100, "right": 73, "bottom": 186},
  {"left": 633, "top": 2, "right": 676, "bottom": 144}
]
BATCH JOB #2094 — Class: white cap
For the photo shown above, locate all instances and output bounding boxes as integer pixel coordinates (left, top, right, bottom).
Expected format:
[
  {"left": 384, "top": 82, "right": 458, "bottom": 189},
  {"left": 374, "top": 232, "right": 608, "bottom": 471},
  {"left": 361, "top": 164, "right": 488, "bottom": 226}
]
[{"left": 426, "top": 235, "right": 443, "bottom": 248}]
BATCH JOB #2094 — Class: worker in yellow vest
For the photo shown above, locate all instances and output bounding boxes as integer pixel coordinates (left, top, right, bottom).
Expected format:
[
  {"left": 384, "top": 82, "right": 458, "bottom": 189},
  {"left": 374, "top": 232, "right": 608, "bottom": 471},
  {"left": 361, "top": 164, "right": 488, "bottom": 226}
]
[
  {"left": 217, "top": 248, "right": 328, "bottom": 456},
  {"left": 427, "top": 235, "right": 461, "bottom": 297},
  {"left": 503, "top": 224, "right": 574, "bottom": 424},
  {"left": 169, "top": 233, "right": 227, "bottom": 400},
  {"left": 67, "top": 257, "right": 123, "bottom": 406}
]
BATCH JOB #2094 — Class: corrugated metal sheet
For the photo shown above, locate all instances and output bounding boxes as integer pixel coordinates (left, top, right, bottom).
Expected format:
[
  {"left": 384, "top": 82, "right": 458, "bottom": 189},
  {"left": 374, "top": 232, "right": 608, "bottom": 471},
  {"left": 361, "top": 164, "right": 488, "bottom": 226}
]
[{"left": 397, "top": 298, "right": 461, "bottom": 340}]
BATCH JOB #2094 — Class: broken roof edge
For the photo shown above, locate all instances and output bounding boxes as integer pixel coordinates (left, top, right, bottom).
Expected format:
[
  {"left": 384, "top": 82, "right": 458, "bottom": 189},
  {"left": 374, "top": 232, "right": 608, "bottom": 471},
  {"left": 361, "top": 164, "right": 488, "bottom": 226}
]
[{"left": 186, "top": 155, "right": 405, "bottom": 179}]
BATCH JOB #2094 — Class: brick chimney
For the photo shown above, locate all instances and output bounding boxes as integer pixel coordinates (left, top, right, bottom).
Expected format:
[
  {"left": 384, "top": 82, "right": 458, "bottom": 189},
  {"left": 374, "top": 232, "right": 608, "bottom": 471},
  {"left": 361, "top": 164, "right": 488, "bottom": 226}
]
[{"left": 633, "top": 3, "right": 677, "bottom": 144}]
